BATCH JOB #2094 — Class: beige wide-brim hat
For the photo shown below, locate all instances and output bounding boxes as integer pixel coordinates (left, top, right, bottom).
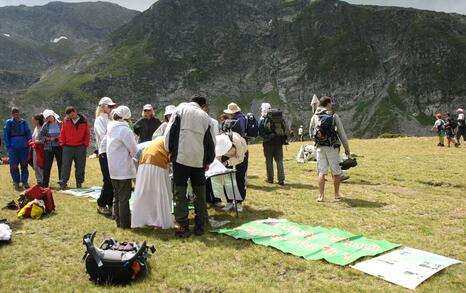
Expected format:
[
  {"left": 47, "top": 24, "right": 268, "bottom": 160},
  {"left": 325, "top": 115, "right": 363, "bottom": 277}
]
[
  {"left": 224, "top": 102, "right": 241, "bottom": 114},
  {"left": 215, "top": 134, "right": 233, "bottom": 157}
]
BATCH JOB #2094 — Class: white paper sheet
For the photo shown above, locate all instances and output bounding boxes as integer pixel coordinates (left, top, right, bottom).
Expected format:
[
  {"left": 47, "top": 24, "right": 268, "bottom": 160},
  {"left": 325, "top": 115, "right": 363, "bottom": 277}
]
[{"left": 352, "top": 247, "right": 462, "bottom": 290}]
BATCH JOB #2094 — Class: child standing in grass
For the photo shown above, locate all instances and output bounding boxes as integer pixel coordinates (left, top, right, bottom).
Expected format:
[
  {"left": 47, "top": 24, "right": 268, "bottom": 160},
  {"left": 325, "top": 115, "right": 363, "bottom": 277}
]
[
  {"left": 432, "top": 113, "right": 445, "bottom": 147},
  {"left": 444, "top": 113, "right": 458, "bottom": 148}
]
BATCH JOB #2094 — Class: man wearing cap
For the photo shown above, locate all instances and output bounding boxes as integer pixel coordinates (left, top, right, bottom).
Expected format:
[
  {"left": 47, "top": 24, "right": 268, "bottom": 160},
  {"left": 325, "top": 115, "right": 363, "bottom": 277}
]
[
  {"left": 39, "top": 109, "right": 62, "bottom": 188},
  {"left": 94, "top": 97, "right": 116, "bottom": 216},
  {"left": 106, "top": 106, "right": 138, "bottom": 229},
  {"left": 456, "top": 108, "right": 465, "bottom": 145},
  {"left": 133, "top": 104, "right": 161, "bottom": 143},
  {"left": 152, "top": 105, "right": 176, "bottom": 140},
  {"left": 165, "top": 96, "right": 216, "bottom": 237},
  {"left": 3, "top": 107, "right": 32, "bottom": 190},
  {"left": 59, "top": 106, "right": 90, "bottom": 190}
]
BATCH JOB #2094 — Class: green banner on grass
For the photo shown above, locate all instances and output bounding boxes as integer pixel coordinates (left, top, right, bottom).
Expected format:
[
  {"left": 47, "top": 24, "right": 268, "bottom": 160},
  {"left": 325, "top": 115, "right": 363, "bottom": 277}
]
[{"left": 216, "top": 219, "right": 399, "bottom": 266}]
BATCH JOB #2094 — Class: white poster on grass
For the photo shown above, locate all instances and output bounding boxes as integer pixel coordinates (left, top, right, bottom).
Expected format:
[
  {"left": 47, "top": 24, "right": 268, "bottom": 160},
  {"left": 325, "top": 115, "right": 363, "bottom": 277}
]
[{"left": 351, "top": 247, "right": 461, "bottom": 290}]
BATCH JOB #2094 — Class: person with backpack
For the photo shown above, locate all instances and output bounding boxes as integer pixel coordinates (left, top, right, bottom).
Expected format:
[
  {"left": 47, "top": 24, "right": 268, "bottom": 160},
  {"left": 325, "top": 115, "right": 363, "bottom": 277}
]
[
  {"left": 165, "top": 96, "right": 216, "bottom": 237},
  {"left": 309, "top": 96, "right": 350, "bottom": 202},
  {"left": 455, "top": 108, "right": 465, "bottom": 145},
  {"left": 444, "top": 113, "right": 458, "bottom": 148},
  {"left": 59, "top": 106, "right": 90, "bottom": 190},
  {"left": 39, "top": 109, "right": 62, "bottom": 188},
  {"left": 94, "top": 97, "right": 116, "bottom": 216},
  {"left": 431, "top": 113, "right": 445, "bottom": 147},
  {"left": 258, "top": 102, "right": 287, "bottom": 185},
  {"left": 3, "top": 107, "right": 32, "bottom": 190}
]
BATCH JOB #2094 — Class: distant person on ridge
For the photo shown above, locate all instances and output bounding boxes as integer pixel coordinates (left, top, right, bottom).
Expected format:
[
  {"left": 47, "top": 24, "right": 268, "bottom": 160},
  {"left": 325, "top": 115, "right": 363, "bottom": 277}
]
[
  {"left": 309, "top": 96, "right": 350, "bottom": 202},
  {"left": 431, "top": 113, "right": 445, "bottom": 147},
  {"left": 133, "top": 104, "right": 161, "bottom": 143},
  {"left": 59, "top": 106, "right": 90, "bottom": 190},
  {"left": 455, "top": 108, "right": 465, "bottom": 145},
  {"left": 3, "top": 107, "right": 32, "bottom": 190}
]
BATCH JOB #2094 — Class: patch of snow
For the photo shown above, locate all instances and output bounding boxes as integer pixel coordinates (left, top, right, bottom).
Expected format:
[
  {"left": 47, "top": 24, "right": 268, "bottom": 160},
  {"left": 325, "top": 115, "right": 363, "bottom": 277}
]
[
  {"left": 2, "top": 33, "right": 11, "bottom": 38},
  {"left": 51, "top": 36, "right": 68, "bottom": 43}
]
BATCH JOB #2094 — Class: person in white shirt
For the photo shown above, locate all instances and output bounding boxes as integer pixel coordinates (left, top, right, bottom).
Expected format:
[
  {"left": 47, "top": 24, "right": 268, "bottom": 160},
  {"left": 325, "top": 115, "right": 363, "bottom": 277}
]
[
  {"left": 456, "top": 108, "right": 465, "bottom": 144},
  {"left": 106, "top": 106, "right": 138, "bottom": 229},
  {"left": 298, "top": 125, "right": 304, "bottom": 141},
  {"left": 94, "top": 97, "right": 116, "bottom": 216}
]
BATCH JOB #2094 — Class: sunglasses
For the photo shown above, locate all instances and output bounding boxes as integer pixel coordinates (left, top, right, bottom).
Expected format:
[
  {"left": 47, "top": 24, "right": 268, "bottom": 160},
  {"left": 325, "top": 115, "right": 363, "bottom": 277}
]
[{"left": 143, "top": 109, "right": 152, "bottom": 112}]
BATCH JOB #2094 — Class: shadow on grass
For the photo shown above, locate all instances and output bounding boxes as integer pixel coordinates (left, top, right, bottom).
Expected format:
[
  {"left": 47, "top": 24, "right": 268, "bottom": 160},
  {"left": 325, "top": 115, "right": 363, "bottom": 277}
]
[
  {"left": 343, "top": 198, "right": 387, "bottom": 208},
  {"left": 248, "top": 183, "right": 316, "bottom": 192}
]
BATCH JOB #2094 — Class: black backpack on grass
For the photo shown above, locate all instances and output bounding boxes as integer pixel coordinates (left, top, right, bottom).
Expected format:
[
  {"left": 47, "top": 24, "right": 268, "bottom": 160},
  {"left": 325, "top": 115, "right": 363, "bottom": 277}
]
[{"left": 82, "top": 231, "right": 155, "bottom": 285}]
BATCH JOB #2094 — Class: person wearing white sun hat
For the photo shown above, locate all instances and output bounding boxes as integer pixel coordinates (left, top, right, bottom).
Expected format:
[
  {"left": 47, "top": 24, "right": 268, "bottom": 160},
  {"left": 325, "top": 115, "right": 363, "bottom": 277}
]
[
  {"left": 456, "top": 108, "right": 465, "bottom": 144},
  {"left": 39, "top": 109, "right": 62, "bottom": 188},
  {"left": 152, "top": 105, "right": 176, "bottom": 140}
]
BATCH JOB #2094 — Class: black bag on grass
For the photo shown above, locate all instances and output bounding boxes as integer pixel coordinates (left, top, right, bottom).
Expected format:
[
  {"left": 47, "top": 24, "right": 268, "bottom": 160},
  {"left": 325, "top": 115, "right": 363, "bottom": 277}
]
[{"left": 82, "top": 231, "right": 155, "bottom": 285}]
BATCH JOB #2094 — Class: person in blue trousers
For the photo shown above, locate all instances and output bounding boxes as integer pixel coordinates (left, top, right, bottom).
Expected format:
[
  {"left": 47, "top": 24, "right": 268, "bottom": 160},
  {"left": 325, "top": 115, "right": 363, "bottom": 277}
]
[{"left": 3, "top": 107, "right": 32, "bottom": 190}]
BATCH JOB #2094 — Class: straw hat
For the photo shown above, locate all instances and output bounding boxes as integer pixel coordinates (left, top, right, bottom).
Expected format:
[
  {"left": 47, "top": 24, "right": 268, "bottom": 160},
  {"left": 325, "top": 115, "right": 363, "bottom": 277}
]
[
  {"left": 224, "top": 103, "right": 241, "bottom": 114},
  {"left": 215, "top": 134, "right": 233, "bottom": 156}
]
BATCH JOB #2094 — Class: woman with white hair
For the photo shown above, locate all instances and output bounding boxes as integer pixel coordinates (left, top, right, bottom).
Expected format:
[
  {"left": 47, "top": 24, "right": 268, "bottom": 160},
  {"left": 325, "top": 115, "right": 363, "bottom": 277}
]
[
  {"left": 94, "top": 97, "right": 116, "bottom": 216},
  {"left": 106, "top": 106, "right": 138, "bottom": 229},
  {"left": 38, "top": 109, "right": 62, "bottom": 188}
]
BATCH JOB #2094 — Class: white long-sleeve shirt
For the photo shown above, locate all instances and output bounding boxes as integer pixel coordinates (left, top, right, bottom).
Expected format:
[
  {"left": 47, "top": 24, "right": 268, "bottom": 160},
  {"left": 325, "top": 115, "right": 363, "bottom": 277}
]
[
  {"left": 106, "top": 120, "right": 138, "bottom": 180},
  {"left": 94, "top": 113, "right": 110, "bottom": 154}
]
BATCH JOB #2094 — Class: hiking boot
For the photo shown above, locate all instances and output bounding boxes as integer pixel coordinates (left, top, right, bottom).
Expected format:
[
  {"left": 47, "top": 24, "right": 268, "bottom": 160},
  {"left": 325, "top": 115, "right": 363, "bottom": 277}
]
[
  {"left": 236, "top": 202, "right": 243, "bottom": 212},
  {"left": 194, "top": 225, "right": 205, "bottom": 236},
  {"left": 13, "top": 183, "right": 22, "bottom": 191},
  {"left": 23, "top": 183, "right": 30, "bottom": 189},
  {"left": 58, "top": 184, "right": 68, "bottom": 191},
  {"left": 222, "top": 202, "right": 234, "bottom": 211},
  {"left": 175, "top": 226, "right": 191, "bottom": 238},
  {"left": 97, "top": 206, "right": 112, "bottom": 216},
  {"left": 76, "top": 183, "right": 82, "bottom": 189},
  {"left": 278, "top": 181, "right": 285, "bottom": 186}
]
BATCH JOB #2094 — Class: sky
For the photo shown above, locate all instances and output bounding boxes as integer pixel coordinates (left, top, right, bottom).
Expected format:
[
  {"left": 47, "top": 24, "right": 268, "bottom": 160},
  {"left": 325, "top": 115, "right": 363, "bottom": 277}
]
[{"left": 0, "top": 0, "right": 465, "bottom": 15}]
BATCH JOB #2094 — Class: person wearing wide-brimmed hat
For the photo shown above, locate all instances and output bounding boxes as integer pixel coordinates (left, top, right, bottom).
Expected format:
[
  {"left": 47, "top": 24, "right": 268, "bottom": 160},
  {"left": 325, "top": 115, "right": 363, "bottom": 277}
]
[
  {"left": 39, "top": 109, "right": 62, "bottom": 188},
  {"left": 456, "top": 108, "right": 465, "bottom": 144},
  {"left": 94, "top": 97, "right": 117, "bottom": 216},
  {"left": 222, "top": 102, "right": 246, "bottom": 136},
  {"left": 152, "top": 105, "right": 176, "bottom": 140},
  {"left": 133, "top": 104, "right": 161, "bottom": 143}
]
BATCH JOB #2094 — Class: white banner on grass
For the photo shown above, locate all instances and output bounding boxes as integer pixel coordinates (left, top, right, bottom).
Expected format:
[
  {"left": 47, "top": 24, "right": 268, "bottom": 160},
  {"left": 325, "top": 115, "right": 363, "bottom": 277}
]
[{"left": 352, "top": 247, "right": 462, "bottom": 290}]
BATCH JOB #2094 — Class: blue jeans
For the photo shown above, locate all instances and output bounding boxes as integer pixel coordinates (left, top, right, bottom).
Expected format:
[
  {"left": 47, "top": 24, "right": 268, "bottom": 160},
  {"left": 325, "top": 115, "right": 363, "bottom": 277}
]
[{"left": 8, "top": 147, "right": 29, "bottom": 184}]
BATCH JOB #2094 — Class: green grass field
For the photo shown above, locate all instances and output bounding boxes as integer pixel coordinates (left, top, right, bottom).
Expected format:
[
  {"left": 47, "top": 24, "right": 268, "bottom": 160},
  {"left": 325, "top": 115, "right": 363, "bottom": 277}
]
[{"left": 0, "top": 137, "right": 464, "bottom": 292}]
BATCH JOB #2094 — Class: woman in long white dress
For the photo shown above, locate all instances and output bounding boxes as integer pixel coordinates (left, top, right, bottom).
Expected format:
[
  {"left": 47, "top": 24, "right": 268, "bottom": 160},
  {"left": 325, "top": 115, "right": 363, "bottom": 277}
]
[{"left": 131, "top": 136, "right": 174, "bottom": 229}]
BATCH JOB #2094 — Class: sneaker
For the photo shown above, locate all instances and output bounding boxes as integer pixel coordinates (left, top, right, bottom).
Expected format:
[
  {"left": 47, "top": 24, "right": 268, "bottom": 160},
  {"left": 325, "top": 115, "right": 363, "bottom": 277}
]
[
  {"left": 97, "top": 206, "right": 112, "bottom": 216},
  {"left": 278, "top": 181, "right": 285, "bottom": 186},
  {"left": 222, "top": 202, "right": 234, "bottom": 211},
  {"left": 175, "top": 226, "right": 191, "bottom": 238},
  {"left": 23, "top": 183, "right": 30, "bottom": 189},
  {"left": 58, "top": 184, "right": 68, "bottom": 191},
  {"left": 236, "top": 203, "right": 243, "bottom": 212},
  {"left": 194, "top": 225, "right": 204, "bottom": 236},
  {"left": 76, "top": 183, "right": 82, "bottom": 189}
]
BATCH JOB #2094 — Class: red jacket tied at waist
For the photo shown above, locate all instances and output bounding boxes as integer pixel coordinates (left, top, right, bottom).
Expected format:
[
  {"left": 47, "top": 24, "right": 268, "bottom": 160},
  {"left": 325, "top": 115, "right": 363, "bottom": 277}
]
[
  {"left": 29, "top": 140, "right": 45, "bottom": 168},
  {"left": 59, "top": 115, "right": 90, "bottom": 147}
]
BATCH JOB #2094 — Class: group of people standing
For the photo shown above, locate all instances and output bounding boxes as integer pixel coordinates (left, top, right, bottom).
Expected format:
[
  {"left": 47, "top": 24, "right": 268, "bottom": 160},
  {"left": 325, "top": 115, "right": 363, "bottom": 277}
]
[{"left": 432, "top": 109, "right": 465, "bottom": 147}]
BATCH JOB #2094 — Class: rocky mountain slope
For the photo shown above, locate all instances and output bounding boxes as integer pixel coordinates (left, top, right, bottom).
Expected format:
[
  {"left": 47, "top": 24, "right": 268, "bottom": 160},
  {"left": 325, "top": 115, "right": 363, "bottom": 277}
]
[
  {"left": 0, "top": 1, "right": 138, "bottom": 103},
  {"left": 13, "top": 0, "right": 466, "bottom": 137}
]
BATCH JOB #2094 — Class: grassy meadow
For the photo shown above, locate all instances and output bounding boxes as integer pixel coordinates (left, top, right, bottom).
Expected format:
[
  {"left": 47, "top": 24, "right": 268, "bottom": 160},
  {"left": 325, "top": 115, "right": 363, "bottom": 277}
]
[{"left": 0, "top": 137, "right": 464, "bottom": 292}]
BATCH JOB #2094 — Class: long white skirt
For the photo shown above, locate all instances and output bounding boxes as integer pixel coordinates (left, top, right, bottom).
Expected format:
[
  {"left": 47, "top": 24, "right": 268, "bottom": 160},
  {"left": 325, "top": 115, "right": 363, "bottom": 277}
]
[{"left": 131, "top": 164, "right": 175, "bottom": 229}]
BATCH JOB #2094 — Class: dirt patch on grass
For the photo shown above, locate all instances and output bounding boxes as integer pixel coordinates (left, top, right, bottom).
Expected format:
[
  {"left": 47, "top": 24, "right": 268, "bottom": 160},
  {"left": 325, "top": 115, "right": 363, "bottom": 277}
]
[{"left": 416, "top": 180, "right": 465, "bottom": 188}]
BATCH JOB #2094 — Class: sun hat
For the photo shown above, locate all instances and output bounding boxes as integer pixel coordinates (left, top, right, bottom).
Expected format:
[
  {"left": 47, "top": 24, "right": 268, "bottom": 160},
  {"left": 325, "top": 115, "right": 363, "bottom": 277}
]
[
  {"left": 98, "top": 97, "right": 116, "bottom": 106},
  {"left": 143, "top": 104, "right": 153, "bottom": 111},
  {"left": 261, "top": 103, "right": 271, "bottom": 116},
  {"left": 114, "top": 106, "right": 131, "bottom": 120},
  {"left": 42, "top": 109, "right": 60, "bottom": 121},
  {"left": 164, "top": 105, "right": 176, "bottom": 116},
  {"left": 457, "top": 108, "right": 464, "bottom": 113},
  {"left": 215, "top": 134, "right": 233, "bottom": 157},
  {"left": 224, "top": 103, "right": 241, "bottom": 114}
]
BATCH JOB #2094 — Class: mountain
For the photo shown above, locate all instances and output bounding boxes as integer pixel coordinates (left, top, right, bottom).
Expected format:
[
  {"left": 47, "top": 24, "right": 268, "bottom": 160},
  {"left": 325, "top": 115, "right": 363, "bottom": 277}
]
[
  {"left": 0, "top": 1, "right": 138, "bottom": 107},
  {"left": 14, "top": 0, "right": 466, "bottom": 137}
]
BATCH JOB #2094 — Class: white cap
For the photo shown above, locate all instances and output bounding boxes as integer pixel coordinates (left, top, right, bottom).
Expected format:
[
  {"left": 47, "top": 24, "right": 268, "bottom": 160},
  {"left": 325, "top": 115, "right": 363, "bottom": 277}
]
[
  {"left": 114, "top": 106, "right": 131, "bottom": 120},
  {"left": 457, "top": 108, "right": 464, "bottom": 113},
  {"left": 164, "top": 105, "right": 176, "bottom": 116},
  {"left": 98, "top": 97, "right": 116, "bottom": 106},
  {"left": 143, "top": 104, "right": 153, "bottom": 111},
  {"left": 42, "top": 109, "right": 60, "bottom": 121},
  {"left": 215, "top": 134, "right": 233, "bottom": 157},
  {"left": 261, "top": 103, "right": 271, "bottom": 117}
]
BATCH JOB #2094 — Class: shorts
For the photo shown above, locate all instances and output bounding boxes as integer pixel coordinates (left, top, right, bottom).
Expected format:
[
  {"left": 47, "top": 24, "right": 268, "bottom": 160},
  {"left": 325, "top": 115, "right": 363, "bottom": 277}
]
[{"left": 316, "top": 146, "right": 343, "bottom": 176}]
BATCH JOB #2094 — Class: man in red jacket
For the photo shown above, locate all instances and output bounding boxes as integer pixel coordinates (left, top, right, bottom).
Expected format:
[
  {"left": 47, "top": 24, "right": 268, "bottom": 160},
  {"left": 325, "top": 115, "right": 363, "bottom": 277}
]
[{"left": 59, "top": 106, "right": 90, "bottom": 190}]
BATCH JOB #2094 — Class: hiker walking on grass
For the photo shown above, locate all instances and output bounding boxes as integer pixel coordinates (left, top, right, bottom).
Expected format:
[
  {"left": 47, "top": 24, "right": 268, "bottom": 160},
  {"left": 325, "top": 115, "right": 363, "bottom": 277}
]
[
  {"left": 455, "top": 108, "right": 465, "bottom": 144},
  {"left": 309, "top": 96, "right": 350, "bottom": 202},
  {"left": 133, "top": 104, "right": 161, "bottom": 143},
  {"left": 94, "top": 97, "right": 116, "bottom": 216},
  {"left": 258, "top": 102, "right": 287, "bottom": 186},
  {"left": 40, "top": 109, "right": 62, "bottom": 188},
  {"left": 106, "top": 106, "right": 138, "bottom": 229},
  {"left": 165, "top": 96, "right": 216, "bottom": 237},
  {"left": 431, "top": 113, "right": 445, "bottom": 147},
  {"left": 30, "top": 114, "right": 45, "bottom": 186},
  {"left": 3, "top": 107, "right": 32, "bottom": 190},
  {"left": 59, "top": 106, "right": 90, "bottom": 190}
]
